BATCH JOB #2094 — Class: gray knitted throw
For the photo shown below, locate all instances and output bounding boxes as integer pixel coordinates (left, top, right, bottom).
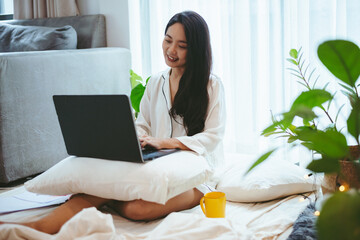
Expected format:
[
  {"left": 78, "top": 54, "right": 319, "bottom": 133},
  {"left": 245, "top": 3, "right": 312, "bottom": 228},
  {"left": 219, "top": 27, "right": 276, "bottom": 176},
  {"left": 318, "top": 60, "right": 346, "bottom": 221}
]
[{"left": 287, "top": 203, "right": 318, "bottom": 240}]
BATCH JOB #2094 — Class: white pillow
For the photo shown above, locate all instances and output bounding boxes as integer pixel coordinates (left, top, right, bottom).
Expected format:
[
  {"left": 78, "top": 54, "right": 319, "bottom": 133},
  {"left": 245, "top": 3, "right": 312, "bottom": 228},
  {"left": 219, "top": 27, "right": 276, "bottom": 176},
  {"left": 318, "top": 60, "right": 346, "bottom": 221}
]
[
  {"left": 216, "top": 154, "right": 322, "bottom": 202},
  {"left": 25, "top": 151, "right": 213, "bottom": 204}
]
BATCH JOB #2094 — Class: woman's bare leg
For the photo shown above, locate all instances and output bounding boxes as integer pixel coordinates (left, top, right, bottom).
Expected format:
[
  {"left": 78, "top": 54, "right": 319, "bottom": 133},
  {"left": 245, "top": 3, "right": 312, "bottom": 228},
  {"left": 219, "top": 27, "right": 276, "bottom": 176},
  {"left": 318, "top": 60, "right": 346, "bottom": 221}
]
[
  {"left": 1, "top": 194, "right": 111, "bottom": 235},
  {"left": 111, "top": 188, "right": 203, "bottom": 221},
  {"left": 0, "top": 188, "right": 203, "bottom": 234}
]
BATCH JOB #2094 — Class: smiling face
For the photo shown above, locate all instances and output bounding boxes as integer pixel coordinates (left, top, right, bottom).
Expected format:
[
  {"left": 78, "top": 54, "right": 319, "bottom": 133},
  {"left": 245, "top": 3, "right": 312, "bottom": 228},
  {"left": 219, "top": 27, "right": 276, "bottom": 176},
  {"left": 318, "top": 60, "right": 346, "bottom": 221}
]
[{"left": 162, "top": 23, "right": 188, "bottom": 71}]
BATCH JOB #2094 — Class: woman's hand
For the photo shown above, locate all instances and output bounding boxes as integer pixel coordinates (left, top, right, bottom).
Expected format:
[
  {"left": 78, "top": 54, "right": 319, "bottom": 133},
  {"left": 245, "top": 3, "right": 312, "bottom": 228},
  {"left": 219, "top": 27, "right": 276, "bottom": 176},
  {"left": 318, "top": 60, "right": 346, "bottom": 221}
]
[
  {"left": 139, "top": 135, "right": 190, "bottom": 150},
  {"left": 139, "top": 135, "right": 164, "bottom": 149}
]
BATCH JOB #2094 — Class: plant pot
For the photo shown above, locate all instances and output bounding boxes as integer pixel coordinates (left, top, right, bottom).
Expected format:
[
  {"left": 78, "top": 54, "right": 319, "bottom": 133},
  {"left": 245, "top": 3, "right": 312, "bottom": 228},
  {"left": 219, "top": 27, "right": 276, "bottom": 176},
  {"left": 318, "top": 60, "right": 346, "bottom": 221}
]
[
  {"left": 337, "top": 160, "right": 360, "bottom": 189},
  {"left": 322, "top": 145, "right": 360, "bottom": 194}
]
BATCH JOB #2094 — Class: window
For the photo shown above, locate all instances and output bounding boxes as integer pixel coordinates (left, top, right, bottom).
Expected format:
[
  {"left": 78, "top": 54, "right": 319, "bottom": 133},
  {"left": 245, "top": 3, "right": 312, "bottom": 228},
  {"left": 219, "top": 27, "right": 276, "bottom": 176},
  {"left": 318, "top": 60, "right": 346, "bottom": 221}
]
[{"left": 0, "top": 0, "right": 13, "bottom": 20}]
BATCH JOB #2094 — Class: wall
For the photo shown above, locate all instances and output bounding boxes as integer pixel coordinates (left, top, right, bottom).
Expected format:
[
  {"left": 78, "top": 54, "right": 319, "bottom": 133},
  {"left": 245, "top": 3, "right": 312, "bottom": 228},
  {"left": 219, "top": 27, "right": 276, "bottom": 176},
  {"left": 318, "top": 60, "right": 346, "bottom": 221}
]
[{"left": 77, "top": 0, "right": 130, "bottom": 49}]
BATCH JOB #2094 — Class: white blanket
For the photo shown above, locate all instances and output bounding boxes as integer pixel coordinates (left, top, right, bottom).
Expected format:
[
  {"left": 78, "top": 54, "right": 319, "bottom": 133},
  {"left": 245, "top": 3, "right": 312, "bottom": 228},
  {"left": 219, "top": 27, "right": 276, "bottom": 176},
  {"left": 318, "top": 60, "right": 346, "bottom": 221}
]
[{"left": 0, "top": 193, "right": 313, "bottom": 240}]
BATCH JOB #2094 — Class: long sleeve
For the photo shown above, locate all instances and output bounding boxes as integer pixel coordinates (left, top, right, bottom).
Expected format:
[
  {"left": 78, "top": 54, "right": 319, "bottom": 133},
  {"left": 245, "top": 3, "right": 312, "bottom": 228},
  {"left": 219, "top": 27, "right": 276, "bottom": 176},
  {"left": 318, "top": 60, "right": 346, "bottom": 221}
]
[{"left": 134, "top": 80, "right": 152, "bottom": 137}]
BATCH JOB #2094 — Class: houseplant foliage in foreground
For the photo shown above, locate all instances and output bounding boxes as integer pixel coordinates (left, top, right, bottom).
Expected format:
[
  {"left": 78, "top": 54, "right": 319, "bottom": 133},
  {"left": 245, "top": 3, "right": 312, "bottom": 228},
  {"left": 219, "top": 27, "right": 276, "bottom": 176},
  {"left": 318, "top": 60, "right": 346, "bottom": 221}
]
[
  {"left": 129, "top": 70, "right": 149, "bottom": 117},
  {"left": 248, "top": 40, "right": 360, "bottom": 239}
]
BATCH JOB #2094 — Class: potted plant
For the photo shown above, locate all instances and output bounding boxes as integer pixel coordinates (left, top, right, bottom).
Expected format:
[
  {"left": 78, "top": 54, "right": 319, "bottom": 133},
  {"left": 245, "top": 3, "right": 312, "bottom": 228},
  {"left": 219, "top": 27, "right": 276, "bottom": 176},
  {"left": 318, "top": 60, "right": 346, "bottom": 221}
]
[
  {"left": 248, "top": 40, "right": 360, "bottom": 239},
  {"left": 129, "top": 69, "right": 149, "bottom": 118}
]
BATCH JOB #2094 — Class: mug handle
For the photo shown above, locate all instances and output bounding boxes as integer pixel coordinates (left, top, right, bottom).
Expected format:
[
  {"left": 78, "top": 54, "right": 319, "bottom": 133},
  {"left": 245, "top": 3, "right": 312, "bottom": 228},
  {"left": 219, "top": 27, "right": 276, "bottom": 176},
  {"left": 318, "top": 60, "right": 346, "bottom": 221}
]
[{"left": 200, "top": 197, "right": 206, "bottom": 215}]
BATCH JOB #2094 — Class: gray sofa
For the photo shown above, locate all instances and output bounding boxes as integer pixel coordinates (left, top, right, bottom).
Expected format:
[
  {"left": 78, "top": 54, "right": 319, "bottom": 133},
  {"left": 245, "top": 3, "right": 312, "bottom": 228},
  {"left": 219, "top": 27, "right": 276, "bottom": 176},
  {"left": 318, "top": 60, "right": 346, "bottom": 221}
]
[{"left": 0, "top": 15, "right": 131, "bottom": 184}]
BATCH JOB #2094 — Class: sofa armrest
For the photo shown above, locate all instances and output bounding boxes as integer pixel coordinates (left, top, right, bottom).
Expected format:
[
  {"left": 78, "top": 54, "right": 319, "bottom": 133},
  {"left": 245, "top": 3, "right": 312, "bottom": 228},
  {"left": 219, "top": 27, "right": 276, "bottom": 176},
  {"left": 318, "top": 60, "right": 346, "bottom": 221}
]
[{"left": 0, "top": 47, "right": 131, "bottom": 183}]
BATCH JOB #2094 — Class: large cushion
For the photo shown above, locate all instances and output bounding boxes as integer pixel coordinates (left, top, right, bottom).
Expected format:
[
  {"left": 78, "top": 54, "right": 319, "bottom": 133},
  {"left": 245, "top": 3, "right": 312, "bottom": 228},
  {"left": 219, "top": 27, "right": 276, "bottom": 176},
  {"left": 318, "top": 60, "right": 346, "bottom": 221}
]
[
  {"left": 0, "top": 24, "right": 77, "bottom": 52},
  {"left": 217, "top": 154, "right": 322, "bottom": 202},
  {"left": 3, "top": 14, "right": 106, "bottom": 49},
  {"left": 25, "top": 151, "right": 213, "bottom": 204}
]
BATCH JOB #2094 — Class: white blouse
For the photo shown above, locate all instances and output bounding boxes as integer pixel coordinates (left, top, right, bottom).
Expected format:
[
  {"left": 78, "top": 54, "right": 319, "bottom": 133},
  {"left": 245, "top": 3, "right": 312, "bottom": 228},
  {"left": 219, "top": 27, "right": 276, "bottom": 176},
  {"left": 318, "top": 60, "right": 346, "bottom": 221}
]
[{"left": 135, "top": 69, "right": 226, "bottom": 171}]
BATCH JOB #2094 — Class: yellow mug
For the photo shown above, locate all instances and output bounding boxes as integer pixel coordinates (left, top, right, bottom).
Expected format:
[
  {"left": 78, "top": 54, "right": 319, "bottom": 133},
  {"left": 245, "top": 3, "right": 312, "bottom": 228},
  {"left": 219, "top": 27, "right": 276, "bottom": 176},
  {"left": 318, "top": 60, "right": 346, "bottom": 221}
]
[{"left": 200, "top": 191, "right": 226, "bottom": 218}]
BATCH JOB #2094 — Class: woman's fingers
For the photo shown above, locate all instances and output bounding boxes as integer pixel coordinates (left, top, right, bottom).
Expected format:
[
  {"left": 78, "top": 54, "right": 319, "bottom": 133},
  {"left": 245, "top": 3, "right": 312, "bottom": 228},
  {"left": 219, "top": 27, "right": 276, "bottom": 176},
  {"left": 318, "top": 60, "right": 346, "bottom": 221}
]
[{"left": 140, "top": 136, "right": 161, "bottom": 149}]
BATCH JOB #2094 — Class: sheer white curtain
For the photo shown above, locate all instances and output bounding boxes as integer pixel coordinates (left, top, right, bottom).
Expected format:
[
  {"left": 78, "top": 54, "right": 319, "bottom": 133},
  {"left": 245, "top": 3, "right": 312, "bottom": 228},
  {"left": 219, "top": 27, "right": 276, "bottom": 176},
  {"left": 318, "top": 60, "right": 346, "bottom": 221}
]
[
  {"left": 13, "top": 0, "right": 79, "bottom": 19},
  {"left": 128, "top": 0, "right": 360, "bottom": 164}
]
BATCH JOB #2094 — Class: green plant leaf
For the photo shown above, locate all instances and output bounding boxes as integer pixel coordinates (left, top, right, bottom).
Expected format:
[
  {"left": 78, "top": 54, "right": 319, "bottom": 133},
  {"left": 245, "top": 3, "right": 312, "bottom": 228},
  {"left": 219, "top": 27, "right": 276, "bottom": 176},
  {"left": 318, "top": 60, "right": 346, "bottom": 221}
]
[
  {"left": 298, "top": 52, "right": 304, "bottom": 65},
  {"left": 287, "top": 135, "right": 298, "bottom": 143},
  {"left": 288, "top": 106, "right": 317, "bottom": 122},
  {"left": 322, "top": 82, "right": 330, "bottom": 91},
  {"left": 300, "top": 59, "right": 305, "bottom": 71},
  {"left": 335, "top": 104, "right": 345, "bottom": 124},
  {"left": 280, "top": 112, "right": 297, "bottom": 129},
  {"left": 303, "top": 64, "right": 310, "bottom": 77},
  {"left": 276, "top": 135, "right": 291, "bottom": 139},
  {"left": 287, "top": 68, "right": 300, "bottom": 74},
  {"left": 349, "top": 93, "right": 359, "bottom": 108},
  {"left": 291, "top": 73, "right": 304, "bottom": 80},
  {"left": 263, "top": 131, "right": 284, "bottom": 137},
  {"left": 245, "top": 149, "right": 276, "bottom": 175},
  {"left": 340, "top": 90, "right": 351, "bottom": 98},
  {"left": 317, "top": 40, "right": 360, "bottom": 87},
  {"left": 290, "top": 89, "right": 332, "bottom": 111},
  {"left": 296, "top": 128, "right": 349, "bottom": 159},
  {"left": 326, "top": 96, "right": 332, "bottom": 111},
  {"left": 289, "top": 49, "right": 298, "bottom": 59},
  {"left": 301, "top": 142, "right": 315, "bottom": 151},
  {"left": 261, "top": 122, "right": 280, "bottom": 136},
  {"left": 287, "top": 58, "right": 298, "bottom": 65},
  {"left": 289, "top": 124, "right": 297, "bottom": 132},
  {"left": 294, "top": 126, "right": 314, "bottom": 135},
  {"left": 312, "top": 75, "right": 320, "bottom": 89},
  {"left": 297, "top": 81, "right": 309, "bottom": 89},
  {"left": 303, "top": 118, "right": 311, "bottom": 126},
  {"left": 306, "top": 156, "right": 340, "bottom": 173},
  {"left": 130, "top": 69, "right": 143, "bottom": 89},
  {"left": 130, "top": 84, "right": 146, "bottom": 113},
  {"left": 317, "top": 191, "right": 360, "bottom": 240},
  {"left": 308, "top": 68, "right": 316, "bottom": 82},
  {"left": 347, "top": 98, "right": 360, "bottom": 144},
  {"left": 339, "top": 82, "right": 357, "bottom": 95}
]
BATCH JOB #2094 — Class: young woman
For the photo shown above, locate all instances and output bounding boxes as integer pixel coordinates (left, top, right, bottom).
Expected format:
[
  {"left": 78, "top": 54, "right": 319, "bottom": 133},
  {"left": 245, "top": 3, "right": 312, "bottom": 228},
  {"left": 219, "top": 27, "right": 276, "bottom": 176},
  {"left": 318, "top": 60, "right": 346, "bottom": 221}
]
[{"left": 0, "top": 11, "right": 226, "bottom": 234}]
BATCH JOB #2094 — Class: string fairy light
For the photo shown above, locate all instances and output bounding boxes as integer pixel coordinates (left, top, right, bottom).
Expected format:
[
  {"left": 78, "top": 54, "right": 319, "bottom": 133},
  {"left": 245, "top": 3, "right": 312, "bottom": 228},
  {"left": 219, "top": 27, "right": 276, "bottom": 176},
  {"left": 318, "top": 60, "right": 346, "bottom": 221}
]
[
  {"left": 303, "top": 173, "right": 313, "bottom": 179},
  {"left": 339, "top": 185, "right": 347, "bottom": 192},
  {"left": 299, "top": 174, "right": 321, "bottom": 218},
  {"left": 298, "top": 197, "right": 306, "bottom": 202}
]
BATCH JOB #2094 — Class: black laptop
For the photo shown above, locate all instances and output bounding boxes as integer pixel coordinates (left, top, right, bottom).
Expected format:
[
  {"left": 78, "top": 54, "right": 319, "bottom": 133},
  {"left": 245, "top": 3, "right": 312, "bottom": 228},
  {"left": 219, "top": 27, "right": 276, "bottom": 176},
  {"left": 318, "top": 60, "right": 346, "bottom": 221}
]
[{"left": 53, "top": 94, "right": 179, "bottom": 162}]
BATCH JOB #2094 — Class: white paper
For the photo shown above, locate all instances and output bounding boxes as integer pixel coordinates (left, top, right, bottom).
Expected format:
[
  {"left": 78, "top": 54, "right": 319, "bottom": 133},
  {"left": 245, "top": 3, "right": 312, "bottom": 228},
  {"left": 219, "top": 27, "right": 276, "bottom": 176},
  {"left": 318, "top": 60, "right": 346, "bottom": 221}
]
[
  {"left": 0, "top": 190, "right": 70, "bottom": 214},
  {"left": 13, "top": 191, "right": 69, "bottom": 203}
]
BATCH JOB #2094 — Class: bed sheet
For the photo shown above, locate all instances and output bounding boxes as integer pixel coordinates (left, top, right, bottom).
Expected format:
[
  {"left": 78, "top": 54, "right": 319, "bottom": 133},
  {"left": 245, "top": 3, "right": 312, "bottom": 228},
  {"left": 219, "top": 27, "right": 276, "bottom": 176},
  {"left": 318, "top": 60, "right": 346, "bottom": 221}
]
[{"left": 0, "top": 186, "right": 314, "bottom": 240}]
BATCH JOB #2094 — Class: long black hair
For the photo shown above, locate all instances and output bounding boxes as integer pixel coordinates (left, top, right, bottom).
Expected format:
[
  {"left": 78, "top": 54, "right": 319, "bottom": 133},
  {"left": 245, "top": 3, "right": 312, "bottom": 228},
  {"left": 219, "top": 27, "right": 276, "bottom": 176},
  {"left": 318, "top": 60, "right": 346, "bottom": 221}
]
[{"left": 165, "top": 11, "right": 212, "bottom": 136}]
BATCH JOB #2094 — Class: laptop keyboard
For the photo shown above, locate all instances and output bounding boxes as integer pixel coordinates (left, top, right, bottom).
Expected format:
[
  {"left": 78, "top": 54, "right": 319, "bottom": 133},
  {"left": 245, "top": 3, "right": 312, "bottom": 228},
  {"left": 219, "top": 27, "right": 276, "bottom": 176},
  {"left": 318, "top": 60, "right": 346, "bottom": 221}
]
[{"left": 141, "top": 148, "right": 158, "bottom": 154}]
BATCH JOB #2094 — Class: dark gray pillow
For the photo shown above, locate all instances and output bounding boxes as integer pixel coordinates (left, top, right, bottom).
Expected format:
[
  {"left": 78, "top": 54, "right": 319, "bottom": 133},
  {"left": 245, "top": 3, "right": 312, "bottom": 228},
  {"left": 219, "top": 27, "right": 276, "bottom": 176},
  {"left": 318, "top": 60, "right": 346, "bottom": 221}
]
[{"left": 0, "top": 24, "right": 77, "bottom": 52}]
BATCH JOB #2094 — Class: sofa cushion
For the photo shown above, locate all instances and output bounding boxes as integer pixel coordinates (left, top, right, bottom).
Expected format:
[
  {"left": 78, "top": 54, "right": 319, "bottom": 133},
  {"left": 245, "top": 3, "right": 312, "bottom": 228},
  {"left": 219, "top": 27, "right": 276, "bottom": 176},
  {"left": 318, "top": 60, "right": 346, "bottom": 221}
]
[
  {"left": 0, "top": 24, "right": 77, "bottom": 52},
  {"left": 3, "top": 14, "right": 107, "bottom": 49}
]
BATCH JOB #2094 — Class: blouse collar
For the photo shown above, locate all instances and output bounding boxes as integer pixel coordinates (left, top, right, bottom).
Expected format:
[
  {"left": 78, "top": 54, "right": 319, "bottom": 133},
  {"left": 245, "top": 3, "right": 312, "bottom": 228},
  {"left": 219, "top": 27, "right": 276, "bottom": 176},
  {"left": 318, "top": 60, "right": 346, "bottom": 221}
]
[{"left": 161, "top": 68, "right": 172, "bottom": 110}]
